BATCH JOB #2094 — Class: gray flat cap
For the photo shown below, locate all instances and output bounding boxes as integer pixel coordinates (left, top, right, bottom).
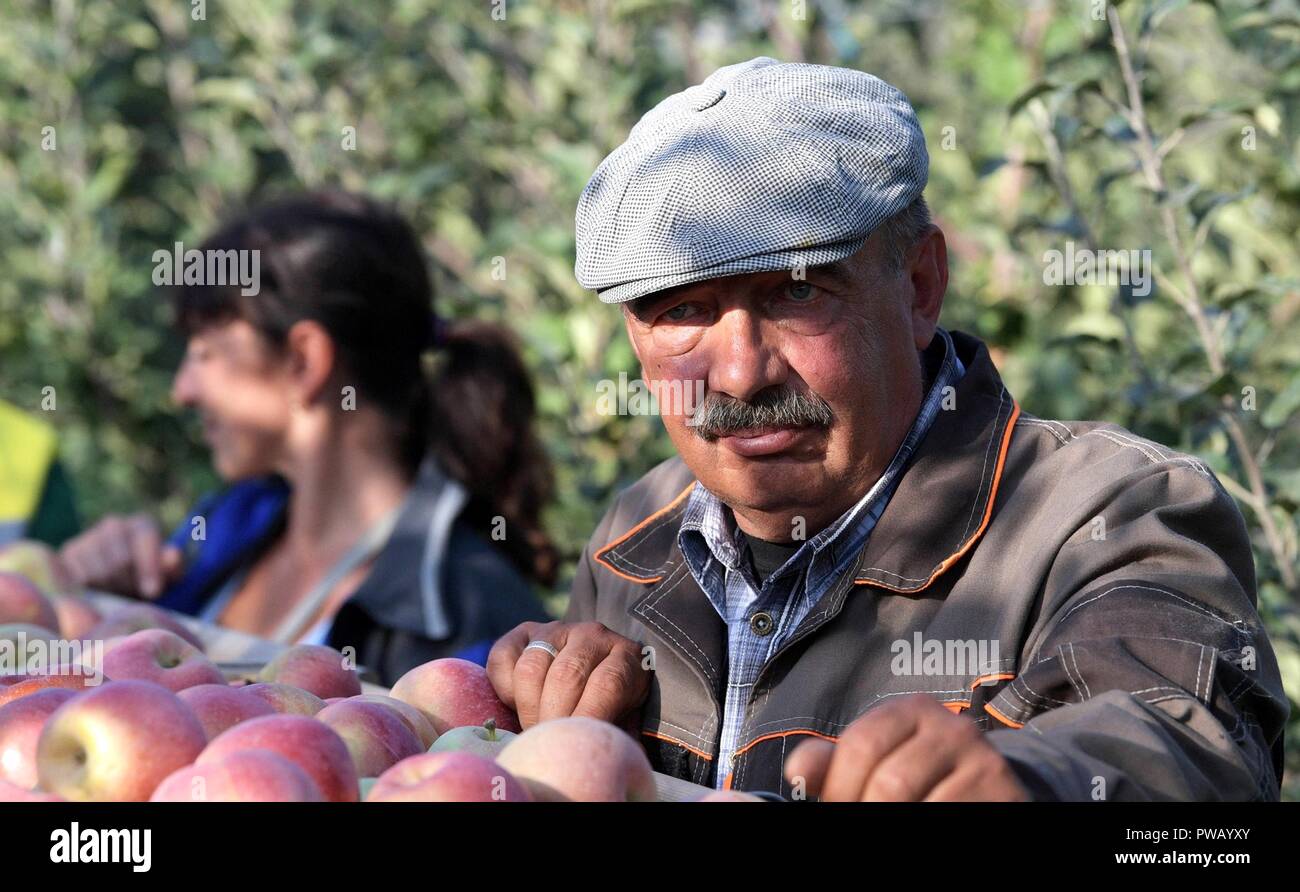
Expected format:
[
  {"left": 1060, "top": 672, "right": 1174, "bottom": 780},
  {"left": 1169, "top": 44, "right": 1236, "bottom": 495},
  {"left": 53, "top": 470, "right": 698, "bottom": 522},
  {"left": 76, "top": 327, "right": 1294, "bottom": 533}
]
[{"left": 575, "top": 56, "right": 928, "bottom": 304}]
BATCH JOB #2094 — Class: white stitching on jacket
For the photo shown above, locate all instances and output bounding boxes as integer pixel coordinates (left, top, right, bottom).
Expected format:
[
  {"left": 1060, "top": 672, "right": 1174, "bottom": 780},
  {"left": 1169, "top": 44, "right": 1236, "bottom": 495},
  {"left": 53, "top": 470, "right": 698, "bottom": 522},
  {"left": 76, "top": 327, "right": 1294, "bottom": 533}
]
[
  {"left": 1067, "top": 642, "right": 1092, "bottom": 699},
  {"left": 1057, "top": 582, "right": 1252, "bottom": 632},
  {"left": 636, "top": 562, "right": 720, "bottom": 677}
]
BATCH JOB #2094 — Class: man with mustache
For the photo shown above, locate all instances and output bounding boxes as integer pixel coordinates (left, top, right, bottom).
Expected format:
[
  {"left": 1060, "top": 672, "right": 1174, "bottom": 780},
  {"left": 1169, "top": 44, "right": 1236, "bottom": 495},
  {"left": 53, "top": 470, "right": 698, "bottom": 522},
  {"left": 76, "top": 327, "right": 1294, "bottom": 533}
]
[{"left": 487, "top": 58, "right": 1288, "bottom": 800}]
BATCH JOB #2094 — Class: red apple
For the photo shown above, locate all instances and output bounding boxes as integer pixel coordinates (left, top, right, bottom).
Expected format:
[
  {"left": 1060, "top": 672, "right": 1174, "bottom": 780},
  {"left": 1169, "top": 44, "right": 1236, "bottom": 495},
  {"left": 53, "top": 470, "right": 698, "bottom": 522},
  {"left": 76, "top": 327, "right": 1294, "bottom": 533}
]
[
  {"left": 0, "top": 688, "right": 79, "bottom": 789},
  {"left": 695, "top": 789, "right": 765, "bottom": 802},
  {"left": 177, "top": 684, "right": 276, "bottom": 740},
  {"left": 0, "top": 672, "right": 100, "bottom": 709},
  {"left": 367, "top": 752, "right": 530, "bottom": 802},
  {"left": 101, "top": 628, "right": 224, "bottom": 692},
  {"left": 349, "top": 694, "right": 438, "bottom": 749},
  {"left": 0, "top": 540, "right": 79, "bottom": 596},
  {"left": 316, "top": 700, "right": 424, "bottom": 778},
  {"left": 496, "top": 716, "right": 656, "bottom": 802},
  {"left": 390, "top": 658, "right": 520, "bottom": 735},
  {"left": 199, "top": 714, "right": 359, "bottom": 802},
  {"left": 0, "top": 573, "right": 58, "bottom": 631},
  {"left": 429, "top": 719, "right": 516, "bottom": 758},
  {"left": 151, "top": 749, "right": 324, "bottom": 802},
  {"left": 86, "top": 603, "right": 204, "bottom": 651},
  {"left": 257, "top": 644, "right": 361, "bottom": 699},
  {"left": 242, "top": 682, "right": 326, "bottom": 716},
  {"left": 0, "top": 777, "right": 64, "bottom": 801},
  {"left": 36, "top": 679, "right": 208, "bottom": 801},
  {"left": 52, "top": 596, "right": 101, "bottom": 639}
]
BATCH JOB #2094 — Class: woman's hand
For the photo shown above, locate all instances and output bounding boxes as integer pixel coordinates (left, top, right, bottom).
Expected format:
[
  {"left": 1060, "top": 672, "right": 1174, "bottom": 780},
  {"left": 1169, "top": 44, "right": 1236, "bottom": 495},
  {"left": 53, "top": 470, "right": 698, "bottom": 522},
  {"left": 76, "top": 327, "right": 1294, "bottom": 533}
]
[{"left": 58, "top": 514, "right": 184, "bottom": 599}]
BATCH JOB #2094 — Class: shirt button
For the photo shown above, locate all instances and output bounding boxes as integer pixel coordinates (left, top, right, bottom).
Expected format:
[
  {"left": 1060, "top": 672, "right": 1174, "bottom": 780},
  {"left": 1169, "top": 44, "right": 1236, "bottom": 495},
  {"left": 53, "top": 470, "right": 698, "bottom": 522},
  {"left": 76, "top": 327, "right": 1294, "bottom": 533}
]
[{"left": 749, "top": 611, "right": 775, "bottom": 637}]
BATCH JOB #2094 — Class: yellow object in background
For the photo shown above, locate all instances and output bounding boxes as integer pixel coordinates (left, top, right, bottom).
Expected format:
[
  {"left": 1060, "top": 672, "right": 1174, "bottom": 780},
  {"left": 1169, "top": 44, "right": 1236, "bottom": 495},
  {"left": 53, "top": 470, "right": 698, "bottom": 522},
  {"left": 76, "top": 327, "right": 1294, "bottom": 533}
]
[{"left": 0, "top": 398, "right": 59, "bottom": 543}]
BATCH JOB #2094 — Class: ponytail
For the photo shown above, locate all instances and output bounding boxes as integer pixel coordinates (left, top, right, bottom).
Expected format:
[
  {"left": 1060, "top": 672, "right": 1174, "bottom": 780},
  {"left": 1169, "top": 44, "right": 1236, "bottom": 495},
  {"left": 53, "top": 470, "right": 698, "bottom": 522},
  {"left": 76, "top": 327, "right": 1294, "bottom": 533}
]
[{"left": 415, "top": 320, "right": 559, "bottom": 588}]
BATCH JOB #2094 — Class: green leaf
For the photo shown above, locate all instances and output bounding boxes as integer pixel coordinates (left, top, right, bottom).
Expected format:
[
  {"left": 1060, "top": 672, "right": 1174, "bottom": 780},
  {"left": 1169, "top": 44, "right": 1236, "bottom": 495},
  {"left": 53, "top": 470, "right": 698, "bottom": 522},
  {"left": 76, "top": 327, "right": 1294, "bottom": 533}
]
[
  {"left": 1142, "top": 0, "right": 1193, "bottom": 35},
  {"left": 1008, "top": 81, "right": 1059, "bottom": 117},
  {"left": 1262, "top": 374, "right": 1300, "bottom": 429},
  {"left": 82, "top": 153, "right": 132, "bottom": 210}
]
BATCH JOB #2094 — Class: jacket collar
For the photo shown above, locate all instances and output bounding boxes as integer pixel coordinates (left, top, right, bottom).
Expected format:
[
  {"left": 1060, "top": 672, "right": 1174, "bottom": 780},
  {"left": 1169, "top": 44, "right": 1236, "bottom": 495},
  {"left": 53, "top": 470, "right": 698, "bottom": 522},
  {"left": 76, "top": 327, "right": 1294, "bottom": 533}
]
[
  {"left": 346, "top": 456, "right": 468, "bottom": 638},
  {"left": 594, "top": 330, "right": 1020, "bottom": 597}
]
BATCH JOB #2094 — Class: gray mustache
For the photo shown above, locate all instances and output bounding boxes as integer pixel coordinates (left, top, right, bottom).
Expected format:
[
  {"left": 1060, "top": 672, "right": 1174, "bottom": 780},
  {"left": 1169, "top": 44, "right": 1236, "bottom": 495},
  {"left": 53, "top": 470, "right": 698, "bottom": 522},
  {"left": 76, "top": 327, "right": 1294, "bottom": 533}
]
[{"left": 691, "top": 387, "right": 834, "bottom": 440}]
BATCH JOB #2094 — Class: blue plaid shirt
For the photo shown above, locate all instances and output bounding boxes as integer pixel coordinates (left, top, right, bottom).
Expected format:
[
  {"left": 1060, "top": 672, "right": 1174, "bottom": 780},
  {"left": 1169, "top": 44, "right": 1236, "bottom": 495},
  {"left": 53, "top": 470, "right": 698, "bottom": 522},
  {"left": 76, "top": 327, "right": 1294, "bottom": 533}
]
[{"left": 677, "top": 327, "right": 966, "bottom": 787}]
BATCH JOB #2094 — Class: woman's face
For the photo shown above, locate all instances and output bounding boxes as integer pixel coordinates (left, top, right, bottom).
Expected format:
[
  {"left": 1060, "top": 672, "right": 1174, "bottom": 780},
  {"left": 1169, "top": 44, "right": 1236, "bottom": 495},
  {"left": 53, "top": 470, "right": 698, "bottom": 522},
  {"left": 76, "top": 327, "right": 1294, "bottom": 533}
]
[{"left": 171, "top": 320, "right": 295, "bottom": 480}]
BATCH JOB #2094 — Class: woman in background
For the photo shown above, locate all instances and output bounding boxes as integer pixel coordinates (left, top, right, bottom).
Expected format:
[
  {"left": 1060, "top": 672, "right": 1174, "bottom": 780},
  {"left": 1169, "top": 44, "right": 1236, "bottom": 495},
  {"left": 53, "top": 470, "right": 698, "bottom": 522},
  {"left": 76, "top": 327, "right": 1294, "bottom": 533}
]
[{"left": 57, "top": 192, "right": 555, "bottom": 684}]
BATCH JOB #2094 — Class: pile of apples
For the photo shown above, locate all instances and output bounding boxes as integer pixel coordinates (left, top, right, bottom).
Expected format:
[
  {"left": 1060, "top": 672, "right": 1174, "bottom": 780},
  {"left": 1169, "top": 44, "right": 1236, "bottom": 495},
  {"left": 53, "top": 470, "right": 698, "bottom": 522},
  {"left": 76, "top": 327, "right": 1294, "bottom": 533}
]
[{"left": 0, "top": 541, "right": 668, "bottom": 803}]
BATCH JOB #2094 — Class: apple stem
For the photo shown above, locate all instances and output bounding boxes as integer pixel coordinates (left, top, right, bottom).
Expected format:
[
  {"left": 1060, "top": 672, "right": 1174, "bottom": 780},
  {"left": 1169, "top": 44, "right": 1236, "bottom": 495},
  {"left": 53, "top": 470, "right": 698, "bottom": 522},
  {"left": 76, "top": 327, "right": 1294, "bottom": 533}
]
[{"left": 484, "top": 718, "right": 497, "bottom": 741}]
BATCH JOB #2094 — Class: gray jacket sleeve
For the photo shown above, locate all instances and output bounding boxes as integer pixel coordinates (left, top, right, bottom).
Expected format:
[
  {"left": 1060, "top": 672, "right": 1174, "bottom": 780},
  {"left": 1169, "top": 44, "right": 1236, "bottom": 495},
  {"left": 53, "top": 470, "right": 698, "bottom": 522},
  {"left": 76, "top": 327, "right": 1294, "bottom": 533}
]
[
  {"left": 985, "top": 462, "right": 1289, "bottom": 801},
  {"left": 563, "top": 500, "right": 621, "bottom": 624},
  {"left": 563, "top": 541, "right": 601, "bottom": 624}
]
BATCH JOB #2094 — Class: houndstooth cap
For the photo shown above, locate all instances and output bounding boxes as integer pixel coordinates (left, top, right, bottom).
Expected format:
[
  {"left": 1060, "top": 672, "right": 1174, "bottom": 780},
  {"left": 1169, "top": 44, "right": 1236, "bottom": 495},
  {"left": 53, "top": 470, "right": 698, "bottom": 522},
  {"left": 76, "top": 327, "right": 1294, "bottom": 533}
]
[{"left": 575, "top": 57, "right": 929, "bottom": 304}]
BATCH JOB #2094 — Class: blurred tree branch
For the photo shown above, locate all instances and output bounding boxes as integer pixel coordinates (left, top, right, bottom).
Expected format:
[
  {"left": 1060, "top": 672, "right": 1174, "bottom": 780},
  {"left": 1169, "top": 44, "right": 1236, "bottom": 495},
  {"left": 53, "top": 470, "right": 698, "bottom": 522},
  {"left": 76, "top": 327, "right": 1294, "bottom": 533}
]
[{"left": 1106, "top": 5, "right": 1296, "bottom": 592}]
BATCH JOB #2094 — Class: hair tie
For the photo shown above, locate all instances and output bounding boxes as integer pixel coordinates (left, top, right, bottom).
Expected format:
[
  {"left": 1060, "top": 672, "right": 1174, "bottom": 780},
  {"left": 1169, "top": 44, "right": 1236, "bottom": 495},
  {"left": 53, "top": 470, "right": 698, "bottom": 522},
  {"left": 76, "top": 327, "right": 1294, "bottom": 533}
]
[{"left": 427, "top": 312, "right": 447, "bottom": 350}]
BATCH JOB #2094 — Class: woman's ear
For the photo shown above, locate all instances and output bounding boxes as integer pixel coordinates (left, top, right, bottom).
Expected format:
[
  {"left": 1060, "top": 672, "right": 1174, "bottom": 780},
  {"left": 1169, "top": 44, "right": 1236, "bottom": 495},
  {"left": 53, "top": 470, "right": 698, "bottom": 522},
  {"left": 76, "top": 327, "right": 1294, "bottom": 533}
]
[{"left": 284, "top": 319, "right": 337, "bottom": 406}]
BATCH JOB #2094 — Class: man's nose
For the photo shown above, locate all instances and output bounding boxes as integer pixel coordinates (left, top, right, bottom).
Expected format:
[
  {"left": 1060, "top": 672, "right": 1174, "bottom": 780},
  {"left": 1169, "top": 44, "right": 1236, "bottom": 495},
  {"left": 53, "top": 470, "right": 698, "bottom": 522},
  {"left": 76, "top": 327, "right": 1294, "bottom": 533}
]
[{"left": 702, "top": 307, "right": 787, "bottom": 403}]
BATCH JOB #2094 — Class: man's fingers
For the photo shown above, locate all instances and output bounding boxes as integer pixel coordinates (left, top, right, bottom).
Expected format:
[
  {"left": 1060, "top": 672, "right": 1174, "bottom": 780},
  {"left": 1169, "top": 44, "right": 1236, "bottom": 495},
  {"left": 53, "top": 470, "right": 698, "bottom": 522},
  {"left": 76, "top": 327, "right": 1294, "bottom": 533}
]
[
  {"left": 512, "top": 647, "right": 555, "bottom": 729},
  {"left": 925, "top": 748, "right": 1030, "bottom": 802},
  {"left": 509, "top": 622, "right": 568, "bottom": 728},
  {"left": 571, "top": 647, "right": 648, "bottom": 723},
  {"left": 538, "top": 639, "right": 606, "bottom": 723},
  {"left": 820, "top": 700, "right": 923, "bottom": 801},
  {"left": 486, "top": 622, "right": 540, "bottom": 710},
  {"left": 784, "top": 738, "right": 836, "bottom": 797},
  {"left": 489, "top": 622, "right": 644, "bottom": 730},
  {"left": 860, "top": 731, "right": 962, "bottom": 801}
]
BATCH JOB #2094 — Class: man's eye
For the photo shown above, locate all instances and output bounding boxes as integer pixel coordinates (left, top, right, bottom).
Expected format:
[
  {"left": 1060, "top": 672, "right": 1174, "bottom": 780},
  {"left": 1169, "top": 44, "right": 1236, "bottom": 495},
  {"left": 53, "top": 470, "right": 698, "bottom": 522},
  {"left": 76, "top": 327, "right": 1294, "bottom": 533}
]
[
  {"left": 661, "top": 304, "right": 698, "bottom": 322},
  {"left": 786, "top": 281, "right": 814, "bottom": 301}
]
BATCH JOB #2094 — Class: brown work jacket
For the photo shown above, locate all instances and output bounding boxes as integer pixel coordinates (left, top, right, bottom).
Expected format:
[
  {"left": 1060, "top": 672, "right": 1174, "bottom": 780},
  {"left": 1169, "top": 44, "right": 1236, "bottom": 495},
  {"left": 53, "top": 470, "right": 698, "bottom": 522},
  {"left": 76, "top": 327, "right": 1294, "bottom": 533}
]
[{"left": 565, "top": 331, "right": 1289, "bottom": 800}]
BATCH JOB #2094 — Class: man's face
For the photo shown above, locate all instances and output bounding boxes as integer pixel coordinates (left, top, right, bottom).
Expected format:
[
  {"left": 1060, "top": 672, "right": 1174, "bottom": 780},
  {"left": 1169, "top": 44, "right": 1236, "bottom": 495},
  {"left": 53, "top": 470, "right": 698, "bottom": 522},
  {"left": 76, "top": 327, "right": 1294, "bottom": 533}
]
[{"left": 622, "top": 229, "right": 947, "bottom": 539}]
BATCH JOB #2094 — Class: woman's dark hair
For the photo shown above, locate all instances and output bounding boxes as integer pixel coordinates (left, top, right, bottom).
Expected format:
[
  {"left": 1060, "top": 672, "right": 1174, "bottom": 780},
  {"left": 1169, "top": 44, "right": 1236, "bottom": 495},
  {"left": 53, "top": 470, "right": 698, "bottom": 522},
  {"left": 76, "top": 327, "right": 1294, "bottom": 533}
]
[{"left": 174, "top": 190, "right": 558, "bottom": 586}]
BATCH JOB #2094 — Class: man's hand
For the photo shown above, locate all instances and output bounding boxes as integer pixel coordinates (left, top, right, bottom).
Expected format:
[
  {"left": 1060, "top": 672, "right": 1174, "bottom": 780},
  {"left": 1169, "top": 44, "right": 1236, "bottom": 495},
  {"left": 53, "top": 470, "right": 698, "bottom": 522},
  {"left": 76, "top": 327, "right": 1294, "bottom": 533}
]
[
  {"left": 784, "top": 694, "right": 1030, "bottom": 801},
  {"left": 486, "top": 621, "right": 651, "bottom": 729},
  {"left": 57, "top": 514, "right": 184, "bottom": 599}
]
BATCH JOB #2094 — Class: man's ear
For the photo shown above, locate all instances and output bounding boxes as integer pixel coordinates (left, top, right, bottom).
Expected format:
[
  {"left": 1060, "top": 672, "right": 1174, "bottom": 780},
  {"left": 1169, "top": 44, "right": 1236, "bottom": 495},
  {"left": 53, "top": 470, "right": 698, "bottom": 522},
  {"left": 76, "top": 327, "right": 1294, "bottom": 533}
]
[
  {"left": 907, "top": 225, "right": 948, "bottom": 350},
  {"left": 284, "top": 319, "right": 336, "bottom": 406}
]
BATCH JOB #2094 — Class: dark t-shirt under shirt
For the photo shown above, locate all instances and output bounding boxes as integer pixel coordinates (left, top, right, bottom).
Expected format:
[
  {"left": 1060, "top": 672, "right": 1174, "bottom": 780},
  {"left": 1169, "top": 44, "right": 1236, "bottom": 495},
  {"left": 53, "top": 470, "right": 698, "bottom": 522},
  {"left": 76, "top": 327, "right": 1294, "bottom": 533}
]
[{"left": 739, "top": 531, "right": 801, "bottom": 584}]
